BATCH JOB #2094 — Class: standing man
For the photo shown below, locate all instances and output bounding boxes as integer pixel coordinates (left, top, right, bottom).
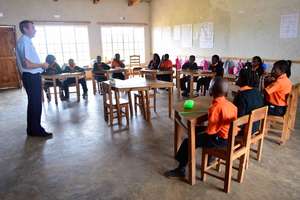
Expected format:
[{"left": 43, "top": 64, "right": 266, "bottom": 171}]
[{"left": 16, "top": 20, "right": 52, "bottom": 137}]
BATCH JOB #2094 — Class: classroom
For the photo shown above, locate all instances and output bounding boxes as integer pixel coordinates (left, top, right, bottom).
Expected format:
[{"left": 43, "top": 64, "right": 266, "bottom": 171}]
[{"left": 0, "top": 0, "right": 299, "bottom": 199}]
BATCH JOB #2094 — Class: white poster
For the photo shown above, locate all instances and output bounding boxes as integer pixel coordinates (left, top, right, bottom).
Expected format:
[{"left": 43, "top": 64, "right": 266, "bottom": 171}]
[
  {"left": 181, "top": 24, "right": 193, "bottom": 48},
  {"left": 199, "top": 22, "right": 214, "bottom": 49},
  {"left": 173, "top": 25, "right": 181, "bottom": 41},
  {"left": 280, "top": 13, "right": 299, "bottom": 39}
]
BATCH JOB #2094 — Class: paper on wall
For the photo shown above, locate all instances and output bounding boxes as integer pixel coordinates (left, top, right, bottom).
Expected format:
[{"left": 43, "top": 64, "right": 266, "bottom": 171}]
[
  {"left": 181, "top": 24, "right": 193, "bottom": 48},
  {"left": 199, "top": 22, "right": 214, "bottom": 49},
  {"left": 173, "top": 25, "right": 181, "bottom": 41},
  {"left": 280, "top": 13, "right": 299, "bottom": 39}
]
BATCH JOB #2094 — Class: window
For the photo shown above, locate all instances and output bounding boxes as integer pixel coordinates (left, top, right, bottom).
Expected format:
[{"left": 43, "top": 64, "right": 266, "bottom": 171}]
[
  {"left": 32, "top": 24, "right": 90, "bottom": 67},
  {"left": 101, "top": 26, "right": 145, "bottom": 64}
]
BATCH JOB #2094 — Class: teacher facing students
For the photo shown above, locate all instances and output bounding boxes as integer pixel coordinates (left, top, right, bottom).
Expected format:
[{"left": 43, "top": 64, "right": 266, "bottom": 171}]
[{"left": 16, "top": 20, "right": 52, "bottom": 138}]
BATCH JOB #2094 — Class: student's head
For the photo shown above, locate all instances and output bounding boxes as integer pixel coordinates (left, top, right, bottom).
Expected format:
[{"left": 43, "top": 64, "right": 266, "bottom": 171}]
[
  {"left": 96, "top": 56, "right": 102, "bottom": 63},
  {"left": 115, "top": 53, "right": 120, "bottom": 61},
  {"left": 189, "top": 55, "right": 196, "bottom": 64},
  {"left": 286, "top": 60, "right": 292, "bottom": 78},
  {"left": 271, "top": 60, "right": 291, "bottom": 79},
  {"left": 236, "top": 68, "right": 251, "bottom": 87},
  {"left": 164, "top": 54, "right": 169, "bottom": 60},
  {"left": 68, "top": 59, "right": 75, "bottom": 67},
  {"left": 209, "top": 77, "right": 228, "bottom": 98},
  {"left": 153, "top": 53, "right": 160, "bottom": 62},
  {"left": 45, "top": 55, "right": 56, "bottom": 65},
  {"left": 19, "top": 20, "right": 36, "bottom": 38},
  {"left": 252, "top": 56, "right": 263, "bottom": 69},
  {"left": 211, "top": 55, "right": 220, "bottom": 65}
]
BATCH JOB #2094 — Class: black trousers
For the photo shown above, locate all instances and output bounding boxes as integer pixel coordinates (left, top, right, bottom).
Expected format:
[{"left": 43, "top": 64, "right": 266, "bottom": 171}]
[
  {"left": 157, "top": 74, "right": 172, "bottom": 82},
  {"left": 43, "top": 79, "right": 62, "bottom": 92},
  {"left": 112, "top": 73, "right": 125, "bottom": 80},
  {"left": 268, "top": 104, "right": 287, "bottom": 116},
  {"left": 22, "top": 72, "right": 45, "bottom": 135},
  {"left": 175, "top": 132, "right": 227, "bottom": 168},
  {"left": 180, "top": 76, "right": 198, "bottom": 93},
  {"left": 63, "top": 78, "right": 88, "bottom": 98},
  {"left": 196, "top": 77, "right": 211, "bottom": 92}
]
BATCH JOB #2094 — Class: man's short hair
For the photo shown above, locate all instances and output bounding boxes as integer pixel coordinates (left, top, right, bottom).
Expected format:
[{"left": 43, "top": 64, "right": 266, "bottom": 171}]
[{"left": 19, "top": 20, "right": 34, "bottom": 34}]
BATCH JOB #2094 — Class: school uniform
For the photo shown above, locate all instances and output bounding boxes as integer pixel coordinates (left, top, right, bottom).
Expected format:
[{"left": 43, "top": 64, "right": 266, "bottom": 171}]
[
  {"left": 175, "top": 96, "right": 237, "bottom": 168},
  {"left": 265, "top": 74, "right": 292, "bottom": 116},
  {"left": 233, "top": 86, "right": 264, "bottom": 133},
  {"left": 180, "top": 62, "right": 199, "bottom": 93},
  {"left": 111, "top": 60, "right": 125, "bottom": 80},
  {"left": 42, "top": 62, "right": 63, "bottom": 92},
  {"left": 62, "top": 65, "right": 88, "bottom": 98},
  {"left": 157, "top": 60, "right": 173, "bottom": 82},
  {"left": 93, "top": 62, "right": 110, "bottom": 82},
  {"left": 246, "top": 66, "right": 264, "bottom": 89},
  {"left": 196, "top": 62, "right": 224, "bottom": 93}
]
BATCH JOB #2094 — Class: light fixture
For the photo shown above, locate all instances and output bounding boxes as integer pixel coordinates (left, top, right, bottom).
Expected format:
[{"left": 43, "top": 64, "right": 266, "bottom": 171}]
[{"left": 53, "top": 14, "right": 61, "bottom": 19}]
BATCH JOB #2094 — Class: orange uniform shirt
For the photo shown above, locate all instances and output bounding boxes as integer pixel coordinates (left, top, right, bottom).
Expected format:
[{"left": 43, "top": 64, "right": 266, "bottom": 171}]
[
  {"left": 111, "top": 60, "right": 124, "bottom": 69},
  {"left": 265, "top": 74, "right": 292, "bottom": 106},
  {"left": 207, "top": 96, "right": 238, "bottom": 139},
  {"left": 159, "top": 60, "right": 173, "bottom": 71}
]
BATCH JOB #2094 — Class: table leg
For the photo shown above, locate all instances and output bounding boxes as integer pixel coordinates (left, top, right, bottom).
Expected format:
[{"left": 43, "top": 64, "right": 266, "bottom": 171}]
[
  {"left": 176, "top": 71, "right": 181, "bottom": 97},
  {"left": 92, "top": 75, "right": 96, "bottom": 95},
  {"left": 168, "top": 86, "right": 173, "bottom": 118},
  {"left": 127, "top": 91, "right": 133, "bottom": 117},
  {"left": 115, "top": 90, "right": 122, "bottom": 126},
  {"left": 187, "top": 120, "right": 196, "bottom": 185},
  {"left": 140, "top": 91, "right": 146, "bottom": 120},
  {"left": 145, "top": 89, "right": 150, "bottom": 121},
  {"left": 189, "top": 75, "right": 193, "bottom": 97},
  {"left": 76, "top": 77, "right": 80, "bottom": 102},
  {"left": 174, "top": 111, "right": 184, "bottom": 157},
  {"left": 53, "top": 77, "right": 58, "bottom": 105}
]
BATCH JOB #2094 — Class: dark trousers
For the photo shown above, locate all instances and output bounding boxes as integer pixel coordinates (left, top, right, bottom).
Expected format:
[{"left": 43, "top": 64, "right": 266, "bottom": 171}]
[
  {"left": 175, "top": 132, "right": 227, "bottom": 168},
  {"left": 268, "top": 104, "right": 287, "bottom": 116},
  {"left": 112, "top": 73, "right": 125, "bottom": 80},
  {"left": 22, "top": 72, "right": 45, "bottom": 135},
  {"left": 157, "top": 74, "right": 172, "bottom": 82},
  {"left": 180, "top": 76, "right": 198, "bottom": 93},
  {"left": 43, "top": 79, "right": 62, "bottom": 92},
  {"left": 63, "top": 78, "right": 88, "bottom": 98},
  {"left": 196, "top": 77, "right": 211, "bottom": 92}
]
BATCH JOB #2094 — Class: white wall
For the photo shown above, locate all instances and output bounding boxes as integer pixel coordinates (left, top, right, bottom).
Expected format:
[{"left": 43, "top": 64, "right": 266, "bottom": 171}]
[{"left": 0, "top": 0, "right": 151, "bottom": 63}]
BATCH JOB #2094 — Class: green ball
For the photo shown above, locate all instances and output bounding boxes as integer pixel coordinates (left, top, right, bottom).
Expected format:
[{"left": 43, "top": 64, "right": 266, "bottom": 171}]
[{"left": 184, "top": 100, "right": 195, "bottom": 109}]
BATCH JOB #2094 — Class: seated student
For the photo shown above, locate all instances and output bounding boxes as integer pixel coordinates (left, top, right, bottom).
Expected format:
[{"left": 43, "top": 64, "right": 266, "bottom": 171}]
[
  {"left": 246, "top": 56, "right": 265, "bottom": 89},
  {"left": 180, "top": 55, "right": 199, "bottom": 97},
  {"left": 148, "top": 53, "right": 160, "bottom": 70},
  {"left": 62, "top": 59, "right": 88, "bottom": 99},
  {"left": 233, "top": 68, "right": 264, "bottom": 133},
  {"left": 93, "top": 56, "right": 110, "bottom": 82},
  {"left": 111, "top": 53, "right": 126, "bottom": 80},
  {"left": 157, "top": 54, "right": 173, "bottom": 82},
  {"left": 164, "top": 77, "right": 237, "bottom": 178},
  {"left": 196, "top": 55, "right": 224, "bottom": 95},
  {"left": 42, "top": 55, "right": 63, "bottom": 101},
  {"left": 264, "top": 60, "right": 292, "bottom": 116}
]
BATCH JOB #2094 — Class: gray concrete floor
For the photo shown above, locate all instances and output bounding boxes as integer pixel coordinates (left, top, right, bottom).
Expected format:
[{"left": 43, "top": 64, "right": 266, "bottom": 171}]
[{"left": 0, "top": 81, "right": 299, "bottom": 200}]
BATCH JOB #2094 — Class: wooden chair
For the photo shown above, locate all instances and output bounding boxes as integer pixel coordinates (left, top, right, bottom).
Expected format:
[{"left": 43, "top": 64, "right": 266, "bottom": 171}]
[
  {"left": 102, "top": 83, "right": 129, "bottom": 127},
  {"left": 201, "top": 115, "right": 252, "bottom": 193},
  {"left": 245, "top": 106, "right": 268, "bottom": 169},
  {"left": 266, "top": 85, "right": 298, "bottom": 145},
  {"left": 42, "top": 78, "right": 63, "bottom": 104},
  {"left": 288, "top": 83, "right": 300, "bottom": 132},
  {"left": 93, "top": 71, "right": 108, "bottom": 94},
  {"left": 130, "top": 55, "right": 142, "bottom": 77}
]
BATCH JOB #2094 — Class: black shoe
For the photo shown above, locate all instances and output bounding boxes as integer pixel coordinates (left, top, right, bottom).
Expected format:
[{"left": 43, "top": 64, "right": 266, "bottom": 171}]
[
  {"left": 61, "top": 96, "right": 69, "bottom": 101},
  {"left": 182, "top": 92, "right": 189, "bottom": 97},
  {"left": 46, "top": 92, "right": 51, "bottom": 101},
  {"left": 83, "top": 92, "right": 88, "bottom": 99},
  {"left": 164, "top": 167, "right": 185, "bottom": 178},
  {"left": 27, "top": 132, "right": 53, "bottom": 138}
]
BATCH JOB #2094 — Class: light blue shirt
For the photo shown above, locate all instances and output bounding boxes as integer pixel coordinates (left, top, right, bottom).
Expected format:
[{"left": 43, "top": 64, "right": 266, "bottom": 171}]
[{"left": 16, "top": 35, "right": 43, "bottom": 74}]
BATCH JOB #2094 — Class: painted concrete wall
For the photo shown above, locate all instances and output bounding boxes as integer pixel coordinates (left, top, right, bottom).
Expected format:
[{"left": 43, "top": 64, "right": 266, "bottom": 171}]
[
  {"left": 150, "top": 0, "right": 300, "bottom": 83},
  {"left": 0, "top": 0, "right": 151, "bottom": 63}
]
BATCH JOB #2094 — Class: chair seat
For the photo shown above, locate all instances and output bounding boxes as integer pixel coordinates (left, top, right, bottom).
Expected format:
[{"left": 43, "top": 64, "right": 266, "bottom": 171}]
[{"left": 107, "top": 98, "right": 129, "bottom": 106}]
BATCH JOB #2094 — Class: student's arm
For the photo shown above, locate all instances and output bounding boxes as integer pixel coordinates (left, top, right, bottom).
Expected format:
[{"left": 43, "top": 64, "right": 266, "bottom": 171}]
[
  {"left": 265, "top": 82, "right": 280, "bottom": 95},
  {"left": 76, "top": 66, "right": 85, "bottom": 72},
  {"left": 92, "top": 63, "right": 98, "bottom": 72},
  {"left": 207, "top": 107, "right": 221, "bottom": 134},
  {"left": 103, "top": 63, "right": 110, "bottom": 70},
  {"left": 63, "top": 66, "right": 70, "bottom": 73},
  {"left": 24, "top": 59, "right": 48, "bottom": 69},
  {"left": 192, "top": 63, "right": 199, "bottom": 70}
]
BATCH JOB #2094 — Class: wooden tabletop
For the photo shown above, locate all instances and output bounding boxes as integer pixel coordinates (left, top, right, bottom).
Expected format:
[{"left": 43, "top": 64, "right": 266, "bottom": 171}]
[
  {"left": 42, "top": 72, "right": 85, "bottom": 79},
  {"left": 140, "top": 69, "right": 174, "bottom": 75}
]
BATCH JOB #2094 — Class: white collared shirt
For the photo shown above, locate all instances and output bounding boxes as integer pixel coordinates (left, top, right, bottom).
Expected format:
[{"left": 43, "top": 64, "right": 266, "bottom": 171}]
[{"left": 16, "top": 35, "right": 43, "bottom": 74}]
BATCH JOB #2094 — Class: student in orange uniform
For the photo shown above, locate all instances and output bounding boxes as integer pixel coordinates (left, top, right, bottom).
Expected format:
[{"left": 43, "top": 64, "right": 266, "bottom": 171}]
[
  {"left": 265, "top": 60, "right": 292, "bottom": 116},
  {"left": 111, "top": 53, "right": 125, "bottom": 80},
  {"left": 157, "top": 54, "right": 173, "bottom": 82},
  {"left": 164, "top": 77, "right": 237, "bottom": 178}
]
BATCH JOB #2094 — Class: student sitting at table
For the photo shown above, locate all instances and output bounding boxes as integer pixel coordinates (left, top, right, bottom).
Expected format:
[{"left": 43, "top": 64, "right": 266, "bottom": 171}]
[
  {"left": 93, "top": 55, "right": 110, "bottom": 82},
  {"left": 264, "top": 60, "right": 292, "bottom": 116},
  {"left": 196, "top": 55, "right": 224, "bottom": 96},
  {"left": 180, "top": 55, "right": 199, "bottom": 97},
  {"left": 111, "top": 53, "right": 126, "bottom": 80},
  {"left": 42, "top": 55, "right": 63, "bottom": 101},
  {"left": 148, "top": 53, "right": 160, "bottom": 70},
  {"left": 164, "top": 77, "right": 237, "bottom": 178},
  {"left": 62, "top": 58, "right": 88, "bottom": 100},
  {"left": 157, "top": 54, "right": 173, "bottom": 82},
  {"left": 233, "top": 68, "right": 264, "bottom": 133},
  {"left": 246, "top": 56, "right": 265, "bottom": 89}
]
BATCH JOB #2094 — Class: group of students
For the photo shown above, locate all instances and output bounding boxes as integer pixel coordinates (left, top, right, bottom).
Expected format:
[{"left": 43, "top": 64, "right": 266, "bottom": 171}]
[
  {"left": 164, "top": 58, "right": 292, "bottom": 178},
  {"left": 147, "top": 53, "right": 174, "bottom": 82}
]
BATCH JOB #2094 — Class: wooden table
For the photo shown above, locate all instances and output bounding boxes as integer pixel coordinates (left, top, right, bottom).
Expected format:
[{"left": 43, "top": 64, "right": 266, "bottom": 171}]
[
  {"left": 140, "top": 69, "right": 174, "bottom": 81},
  {"left": 42, "top": 72, "right": 85, "bottom": 104},
  {"left": 92, "top": 68, "right": 131, "bottom": 95},
  {"left": 174, "top": 96, "right": 212, "bottom": 185},
  {"left": 103, "top": 77, "right": 174, "bottom": 123}
]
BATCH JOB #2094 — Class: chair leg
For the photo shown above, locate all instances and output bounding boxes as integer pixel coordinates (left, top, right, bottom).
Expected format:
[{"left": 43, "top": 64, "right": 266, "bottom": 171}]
[
  {"left": 237, "top": 155, "right": 247, "bottom": 183},
  {"left": 153, "top": 90, "right": 157, "bottom": 113},
  {"left": 125, "top": 105, "right": 129, "bottom": 127},
  {"left": 256, "top": 138, "right": 264, "bottom": 161},
  {"left": 134, "top": 95, "right": 138, "bottom": 115},
  {"left": 216, "top": 158, "right": 222, "bottom": 172},
  {"left": 245, "top": 147, "right": 250, "bottom": 170},
  {"left": 109, "top": 108, "right": 114, "bottom": 126},
  {"left": 201, "top": 151, "right": 208, "bottom": 181},
  {"left": 224, "top": 159, "right": 233, "bottom": 193},
  {"left": 280, "top": 123, "right": 288, "bottom": 145}
]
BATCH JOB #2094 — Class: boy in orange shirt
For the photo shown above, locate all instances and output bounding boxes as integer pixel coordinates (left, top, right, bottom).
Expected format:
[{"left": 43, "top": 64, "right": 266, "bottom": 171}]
[
  {"left": 265, "top": 60, "right": 292, "bottom": 116},
  {"left": 111, "top": 53, "right": 126, "bottom": 80},
  {"left": 165, "top": 77, "right": 237, "bottom": 178},
  {"left": 157, "top": 54, "right": 173, "bottom": 82}
]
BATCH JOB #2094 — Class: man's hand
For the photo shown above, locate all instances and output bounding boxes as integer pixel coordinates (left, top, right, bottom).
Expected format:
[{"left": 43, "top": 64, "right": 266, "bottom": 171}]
[{"left": 42, "top": 62, "right": 49, "bottom": 69}]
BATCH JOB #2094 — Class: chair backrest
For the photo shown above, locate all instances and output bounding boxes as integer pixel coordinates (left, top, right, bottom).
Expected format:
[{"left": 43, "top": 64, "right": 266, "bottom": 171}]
[
  {"left": 144, "top": 71, "right": 157, "bottom": 80},
  {"left": 102, "top": 82, "right": 113, "bottom": 108},
  {"left": 130, "top": 55, "right": 141, "bottom": 67},
  {"left": 249, "top": 106, "right": 268, "bottom": 137}
]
